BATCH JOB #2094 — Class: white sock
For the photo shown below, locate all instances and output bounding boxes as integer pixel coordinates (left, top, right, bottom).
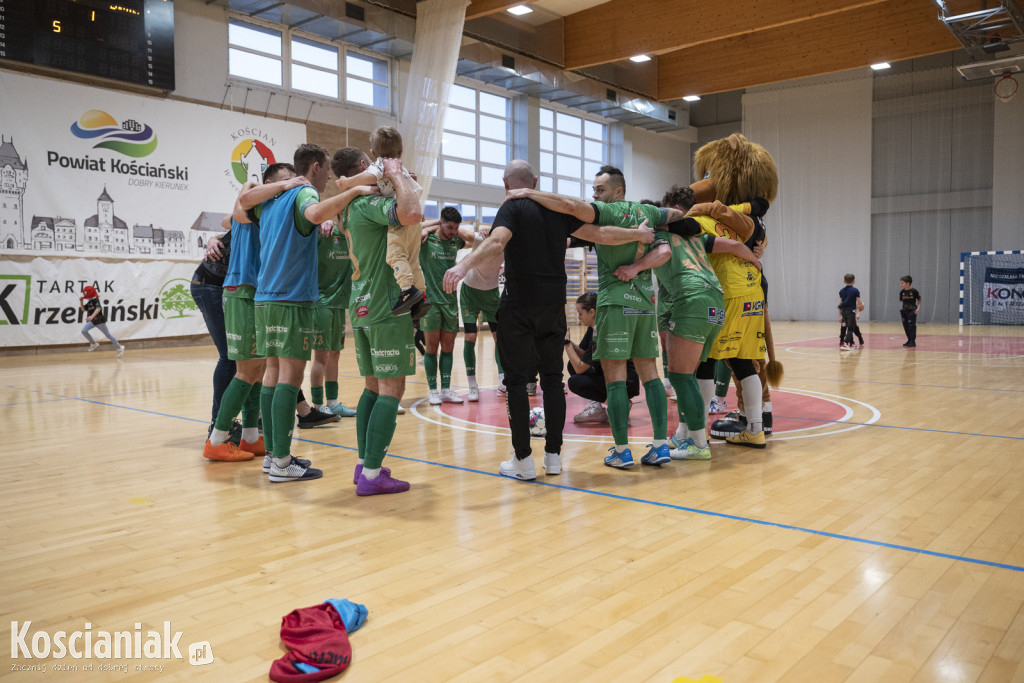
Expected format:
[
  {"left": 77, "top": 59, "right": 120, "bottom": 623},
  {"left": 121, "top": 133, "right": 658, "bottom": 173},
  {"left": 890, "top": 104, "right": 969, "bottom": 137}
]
[
  {"left": 763, "top": 401, "right": 773, "bottom": 413},
  {"left": 673, "top": 422, "right": 689, "bottom": 441},
  {"left": 272, "top": 455, "right": 292, "bottom": 468},
  {"left": 698, "top": 378, "right": 716, "bottom": 413},
  {"left": 358, "top": 458, "right": 365, "bottom": 466},
  {"left": 468, "top": 376, "right": 478, "bottom": 389},
  {"left": 739, "top": 374, "right": 763, "bottom": 434},
  {"left": 313, "top": 403, "right": 324, "bottom": 411},
  {"left": 362, "top": 467, "right": 381, "bottom": 479},
  {"left": 241, "top": 427, "right": 259, "bottom": 443},
  {"left": 498, "top": 373, "right": 505, "bottom": 384},
  {"left": 615, "top": 444, "right": 628, "bottom": 454},
  {"left": 653, "top": 439, "right": 667, "bottom": 448},
  {"left": 692, "top": 428, "right": 708, "bottom": 448},
  {"left": 210, "top": 428, "right": 229, "bottom": 445},
  {"left": 327, "top": 399, "right": 339, "bottom": 408}
]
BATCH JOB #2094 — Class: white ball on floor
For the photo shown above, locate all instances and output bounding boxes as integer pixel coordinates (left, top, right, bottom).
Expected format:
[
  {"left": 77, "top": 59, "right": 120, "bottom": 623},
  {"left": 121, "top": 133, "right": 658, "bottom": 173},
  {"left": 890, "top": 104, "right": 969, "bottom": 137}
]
[{"left": 529, "top": 407, "right": 546, "bottom": 437}]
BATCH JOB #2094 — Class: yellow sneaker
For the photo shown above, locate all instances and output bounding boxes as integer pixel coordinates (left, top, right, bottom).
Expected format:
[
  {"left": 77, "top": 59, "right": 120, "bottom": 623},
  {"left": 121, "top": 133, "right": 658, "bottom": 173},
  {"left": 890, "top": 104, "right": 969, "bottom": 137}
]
[{"left": 726, "top": 429, "right": 767, "bottom": 449}]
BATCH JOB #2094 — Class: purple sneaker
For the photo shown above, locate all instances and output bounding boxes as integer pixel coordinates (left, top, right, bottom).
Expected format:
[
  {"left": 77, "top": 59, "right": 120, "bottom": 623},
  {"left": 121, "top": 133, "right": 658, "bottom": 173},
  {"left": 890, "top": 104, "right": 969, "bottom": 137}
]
[
  {"left": 353, "top": 464, "right": 392, "bottom": 485},
  {"left": 356, "top": 470, "right": 410, "bottom": 496}
]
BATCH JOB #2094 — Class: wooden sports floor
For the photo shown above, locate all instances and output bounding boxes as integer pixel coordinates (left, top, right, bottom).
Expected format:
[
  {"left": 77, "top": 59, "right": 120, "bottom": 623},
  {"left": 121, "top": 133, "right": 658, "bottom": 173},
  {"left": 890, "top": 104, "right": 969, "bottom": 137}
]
[{"left": 2, "top": 321, "right": 1024, "bottom": 682}]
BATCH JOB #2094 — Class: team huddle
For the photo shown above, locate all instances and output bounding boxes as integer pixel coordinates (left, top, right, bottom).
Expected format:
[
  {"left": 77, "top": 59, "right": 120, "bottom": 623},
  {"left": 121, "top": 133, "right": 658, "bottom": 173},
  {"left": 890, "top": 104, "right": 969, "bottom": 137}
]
[{"left": 200, "top": 129, "right": 781, "bottom": 493}]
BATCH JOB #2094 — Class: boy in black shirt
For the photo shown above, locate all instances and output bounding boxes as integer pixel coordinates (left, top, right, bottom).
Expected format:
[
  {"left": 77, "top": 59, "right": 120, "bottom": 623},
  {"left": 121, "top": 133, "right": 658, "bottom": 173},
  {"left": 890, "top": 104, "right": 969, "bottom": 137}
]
[{"left": 899, "top": 275, "right": 922, "bottom": 347}]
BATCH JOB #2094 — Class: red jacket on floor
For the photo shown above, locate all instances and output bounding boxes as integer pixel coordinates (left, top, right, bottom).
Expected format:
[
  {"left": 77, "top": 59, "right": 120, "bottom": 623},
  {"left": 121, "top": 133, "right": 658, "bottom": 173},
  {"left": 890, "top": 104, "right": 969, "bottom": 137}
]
[{"left": 269, "top": 602, "right": 353, "bottom": 683}]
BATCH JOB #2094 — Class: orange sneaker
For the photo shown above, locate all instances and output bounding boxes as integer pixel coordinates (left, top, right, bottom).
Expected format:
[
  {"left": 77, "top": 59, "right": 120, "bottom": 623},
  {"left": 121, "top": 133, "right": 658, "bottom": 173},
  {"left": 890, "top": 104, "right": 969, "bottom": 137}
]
[
  {"left": 239, "top": 436, "right": 266, "bottom": 457},
  {"left": 203, "top": 439, "right": 255, "bottom": 462}
]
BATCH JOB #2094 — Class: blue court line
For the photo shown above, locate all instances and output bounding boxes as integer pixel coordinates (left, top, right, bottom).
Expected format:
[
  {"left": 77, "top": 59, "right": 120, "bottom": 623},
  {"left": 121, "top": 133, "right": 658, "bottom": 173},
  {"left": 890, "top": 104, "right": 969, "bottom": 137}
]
[
  {"left": 785, "top": 375, "right": 1024, "bottom": 393},
  {"left": 13, "top": 389, "right": 1024, "bottom": 575},
  {"left": 778, "top": 414, "right": 1024, "bottom": 441}
]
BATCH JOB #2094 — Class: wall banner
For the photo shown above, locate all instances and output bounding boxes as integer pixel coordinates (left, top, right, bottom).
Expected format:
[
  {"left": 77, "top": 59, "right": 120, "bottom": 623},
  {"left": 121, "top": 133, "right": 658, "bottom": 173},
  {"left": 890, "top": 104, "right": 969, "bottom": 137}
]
[{"left": 0, "top": 258, "right": 208, "bottom": 346}]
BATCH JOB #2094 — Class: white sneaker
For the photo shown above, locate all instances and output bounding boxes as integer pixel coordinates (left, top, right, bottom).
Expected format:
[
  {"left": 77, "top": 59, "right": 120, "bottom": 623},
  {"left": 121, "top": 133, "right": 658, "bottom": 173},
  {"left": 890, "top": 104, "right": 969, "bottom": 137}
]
[
  {"left": 440, "top": 389, "right": 464, "bottom": 404},
  {"left": 709, "top": 397, "right": 728, "bottom": 414},
  {"left": 496, "top": 383, "right": 507, "bottom": 396},
  {"left": 527, "top": 382, "right": 537, "bottom": 396},
  {"left": 663, "top": 378, "right": 676, "bottom": 400},
  {"left": 543, "top": 452, "right": 561, "bottom": 475},
  {"left": 116, "top": 344, "right": 125, "bottom": 357},
  {"left": 499, "top": 456, "right": 536, "bottom": 480},
  {"left": 396, "top": 403, "right": 406, "bottom": 415},
  {"left": 428, "top": 390, "right": 442, "bottom": 405},
  {"left": 573, "top": 401, "right": 608, "bottom": 424},
  {"left": 467, "top": 386, "right": 480, "bottom": 402},
  {"left": 88, "top": 342, "right": 99, "bottom": 352}
]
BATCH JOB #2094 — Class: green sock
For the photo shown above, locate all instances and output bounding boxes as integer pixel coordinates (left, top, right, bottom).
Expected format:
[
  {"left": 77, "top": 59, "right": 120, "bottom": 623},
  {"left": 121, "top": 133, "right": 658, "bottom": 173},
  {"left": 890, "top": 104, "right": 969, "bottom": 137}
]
[
  {"left": 356, "top": 388, "right": 379, "bottom": 462},
  {"left": 643, "top": 378, "right": 668, "bottom": 441},
  {"left": 662, "top": 346, "right": 669, "bottom": 376},
  {"left": 310, "top": 385, "right": 324, "bottom": 406},
  {"left": 495, "top": 346, "right": 503, "bottom": 374},
  {"left": 715, "top": 359, "right": 731, "bottom": 398},
  {"left": 440, "top": 351, "right": 454, "bottom": 389},
  {"left": 606, "top": 381, "right": 629, "bottom": 447},
  {"left": 242, "top": 382, "right": 261, "bottom": 428},
  {"left": 214, "top": 378, "right": 252, "bottom": 431},
  {"left": 364, "top": 394, "right": 399, "bottom": 470},
  {"left": 464, "top": 340, "right": 476, "bottom": 377},
  {"left": 260, "top": 384, "right": 275, "bottom": 453},
  {"left": 670, "top": 371, "right": 706, "bottom": 432},
  {"left": 271, "top": 383, "right": 300, "bottom": 460},
  {"left": 424, "top": 353, "right": 438, "bottom": 390},
  {"left": 325, "top": 381, "right": 339, "bottom": 402}
]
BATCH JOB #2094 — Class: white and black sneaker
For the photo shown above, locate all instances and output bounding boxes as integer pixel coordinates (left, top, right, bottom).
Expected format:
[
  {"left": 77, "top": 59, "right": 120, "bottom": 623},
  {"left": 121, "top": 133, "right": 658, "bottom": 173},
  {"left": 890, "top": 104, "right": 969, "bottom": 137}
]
[
  {"left": 268, "top": 457, "right": 323, "bottom": 482},
  {"left": 262, "top": 454, "right": 312, "bottom": 474}
]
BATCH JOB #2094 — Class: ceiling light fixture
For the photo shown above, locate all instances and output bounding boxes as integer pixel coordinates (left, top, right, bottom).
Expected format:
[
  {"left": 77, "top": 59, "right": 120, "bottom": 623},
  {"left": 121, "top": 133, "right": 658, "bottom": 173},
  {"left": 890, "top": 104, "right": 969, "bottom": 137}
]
[
  {"left": 629, "top": 54, "right": 651, "bottom": 63},
  {"left": 683, "top": 95, "right": 701, "bottom": 102},
  {"left": 507, "top": 5, "right": 533, "bottom": 15},
  {"left": 871, "top": 62, "right": 891, "bottom": 70}
]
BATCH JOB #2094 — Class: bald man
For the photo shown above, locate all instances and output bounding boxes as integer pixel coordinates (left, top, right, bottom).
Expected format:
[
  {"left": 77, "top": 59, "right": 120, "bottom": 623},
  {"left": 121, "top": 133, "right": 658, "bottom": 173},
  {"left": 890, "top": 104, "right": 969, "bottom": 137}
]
[{"left": 443, "top": 160, "right": 654, "bottom": 482}]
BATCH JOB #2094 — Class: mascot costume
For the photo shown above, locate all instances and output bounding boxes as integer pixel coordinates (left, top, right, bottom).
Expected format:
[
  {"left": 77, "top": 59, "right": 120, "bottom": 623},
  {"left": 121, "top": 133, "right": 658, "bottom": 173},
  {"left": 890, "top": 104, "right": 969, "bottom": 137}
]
[{"left": 686, "top": 133, "right": 781, "bottom": 448}]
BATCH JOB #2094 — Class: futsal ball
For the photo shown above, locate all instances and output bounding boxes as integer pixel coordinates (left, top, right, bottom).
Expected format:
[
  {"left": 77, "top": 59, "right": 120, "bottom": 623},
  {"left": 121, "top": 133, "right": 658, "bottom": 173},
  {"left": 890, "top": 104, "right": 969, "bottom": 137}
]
[{"left": 529, "top": 407, "right": 546, "bottom": 437}]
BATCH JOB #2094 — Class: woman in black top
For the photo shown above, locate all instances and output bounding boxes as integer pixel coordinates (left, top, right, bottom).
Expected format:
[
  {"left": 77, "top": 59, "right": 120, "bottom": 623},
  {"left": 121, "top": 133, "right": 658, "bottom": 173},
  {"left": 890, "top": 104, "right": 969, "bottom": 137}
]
[{"left": 190, "top": 219, "right": 235, "bottom": 424}]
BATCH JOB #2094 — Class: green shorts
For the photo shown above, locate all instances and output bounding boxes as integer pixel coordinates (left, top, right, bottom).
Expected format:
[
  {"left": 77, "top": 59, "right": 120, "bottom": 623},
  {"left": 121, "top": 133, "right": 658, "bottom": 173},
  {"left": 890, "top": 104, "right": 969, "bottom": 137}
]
[
  {"left": 223, "top": 293, "right": 260, "bottom": 361},
  {"left": 667, "top": 285, "right": 725, "bottom": 363},
  {"left": 657, "top": 289, "right": 674, "bottom": 332},
  {"left": 421, "top": 296, "right": 460, "bottom": 333},
  {"left": 313, "top": 306, "right": 347, "bottom": 351},
  {"left": 354, "top": 315, "right": 417, "bottom": 379},
  {"left": 593, "top": 305, "right": 659, "bottom": 360},
  {"left": 255, "top": 301, "right": 314, "bottom": 361},
  {"left": 460, "top": 283, "right": 499, "bottom": 325}
]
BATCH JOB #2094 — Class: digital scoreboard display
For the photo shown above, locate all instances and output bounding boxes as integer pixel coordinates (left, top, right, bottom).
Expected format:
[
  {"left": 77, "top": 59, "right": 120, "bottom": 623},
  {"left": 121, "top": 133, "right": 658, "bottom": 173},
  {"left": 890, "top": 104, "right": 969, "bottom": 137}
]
[{"left": 0, "top": 0, "right": 174, "bottom": 90}]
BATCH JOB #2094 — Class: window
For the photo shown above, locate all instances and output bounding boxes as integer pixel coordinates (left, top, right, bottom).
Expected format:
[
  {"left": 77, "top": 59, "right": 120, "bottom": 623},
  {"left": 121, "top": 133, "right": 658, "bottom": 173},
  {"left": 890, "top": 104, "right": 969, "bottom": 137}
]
[
  {"left": 227, "top": 18, "right": 390, "bottom": 111},
  {"left": 439, "top": 84, "right": 511, "bottom": 187},
  {"left": 539, "top": 107, "right": 608, "bottom": 198}
]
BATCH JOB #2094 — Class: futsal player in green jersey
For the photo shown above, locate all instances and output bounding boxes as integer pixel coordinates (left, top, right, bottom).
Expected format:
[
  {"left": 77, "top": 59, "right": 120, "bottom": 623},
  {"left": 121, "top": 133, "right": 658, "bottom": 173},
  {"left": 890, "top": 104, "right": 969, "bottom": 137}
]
[
  {"left": 419, "top": 206, "right": 475, "bottom": 405},
  {"left": 332, "top": 147, "right": 422, "bottom": 495},
  {"left": 309, "top": 216, "right": 358, "bottom": 419}
]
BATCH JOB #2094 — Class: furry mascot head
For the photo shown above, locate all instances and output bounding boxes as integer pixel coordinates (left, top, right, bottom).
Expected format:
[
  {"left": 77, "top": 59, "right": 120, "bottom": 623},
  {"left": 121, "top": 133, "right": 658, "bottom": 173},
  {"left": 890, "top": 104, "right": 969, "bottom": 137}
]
[
  {"left": 690, "top": 133, "right": 783, "bottom": 388},
  {"left": 690, "top": 133, "right": 778, "bottom": 207}
]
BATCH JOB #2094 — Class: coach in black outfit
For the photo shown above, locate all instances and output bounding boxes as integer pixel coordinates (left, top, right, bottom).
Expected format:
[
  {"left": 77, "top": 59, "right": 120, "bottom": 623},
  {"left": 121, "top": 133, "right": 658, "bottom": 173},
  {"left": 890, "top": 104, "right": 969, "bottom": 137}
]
[{"left": 443, "top": 159, "right": 653, "bottom": 481}]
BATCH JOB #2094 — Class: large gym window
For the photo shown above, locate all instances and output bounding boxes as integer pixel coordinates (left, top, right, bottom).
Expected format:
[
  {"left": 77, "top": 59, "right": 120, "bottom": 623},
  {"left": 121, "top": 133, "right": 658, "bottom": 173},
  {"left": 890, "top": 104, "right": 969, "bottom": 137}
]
[
  {"left": 539, "top": 107, "right": 608, "bottom": 198},
  {"left": 227, "top": 17, "right": 390, "bottom": 112},
  {"left": 440, "top": 84, "right": 512, "bottom": 187}
]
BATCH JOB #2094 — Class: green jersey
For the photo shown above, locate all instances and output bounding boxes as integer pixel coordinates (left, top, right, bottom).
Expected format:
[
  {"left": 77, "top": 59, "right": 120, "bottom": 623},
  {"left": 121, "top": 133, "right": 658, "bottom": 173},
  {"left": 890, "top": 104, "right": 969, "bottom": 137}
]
[
  {"left": 316, "top": 225, "right": 353, "bottom": 309},
  {"left": 343, "top": 194, "right": 402, "bottom": 325},
  {"left": 419, "top": 232, "right": 463, "bottom": 306},
  {"left": 591, "top": 201, "right": 665, "bottom": 310},
  {"left": 652, "top": 231, "right": 723, "bottom": 300}
]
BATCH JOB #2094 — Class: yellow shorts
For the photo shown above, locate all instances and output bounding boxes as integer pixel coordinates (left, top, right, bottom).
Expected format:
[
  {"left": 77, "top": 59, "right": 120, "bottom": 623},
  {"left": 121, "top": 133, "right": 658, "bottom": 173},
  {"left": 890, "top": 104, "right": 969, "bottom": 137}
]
[{"left": 709, "top": 291, "right": 766, "bottom": 360}]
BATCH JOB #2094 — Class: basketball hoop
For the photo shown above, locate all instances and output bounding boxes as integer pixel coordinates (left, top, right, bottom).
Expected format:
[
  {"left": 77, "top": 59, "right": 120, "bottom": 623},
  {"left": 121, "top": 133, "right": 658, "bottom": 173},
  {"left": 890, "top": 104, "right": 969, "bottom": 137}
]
[{"left": 994, "top": 72, "right": 1019, "bottom": 103}]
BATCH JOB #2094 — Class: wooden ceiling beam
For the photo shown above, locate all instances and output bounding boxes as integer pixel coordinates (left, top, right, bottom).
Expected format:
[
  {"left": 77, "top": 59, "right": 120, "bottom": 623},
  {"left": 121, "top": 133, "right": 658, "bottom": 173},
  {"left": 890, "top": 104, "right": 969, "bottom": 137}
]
[
  {"left": 563, "top": 0, "right": 889, "bottom": 70},
  {"left": 656, "top": 0, "right": 960, "bottom": 99}
]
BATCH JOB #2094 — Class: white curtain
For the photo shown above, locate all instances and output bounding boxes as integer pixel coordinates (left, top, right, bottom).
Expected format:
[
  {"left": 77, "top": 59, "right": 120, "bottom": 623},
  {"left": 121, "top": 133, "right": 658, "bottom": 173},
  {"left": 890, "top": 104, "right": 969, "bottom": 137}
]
[
  {"left": 399, "top": 0, "right": 469, "bottom": 204},
  {"left": 743, "top": 75, "right": 873, "bottom": 321}
]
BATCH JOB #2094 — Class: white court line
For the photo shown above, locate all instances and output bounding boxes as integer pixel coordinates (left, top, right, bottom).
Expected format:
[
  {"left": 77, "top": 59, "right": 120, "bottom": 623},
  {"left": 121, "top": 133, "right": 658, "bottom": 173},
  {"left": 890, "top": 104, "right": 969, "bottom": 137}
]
[
  {"left": 412, "top": 386, "right": 880, "bottom": 443},
  {"left": 782, "top": 345, "right": 1024, "bottom": 367}
]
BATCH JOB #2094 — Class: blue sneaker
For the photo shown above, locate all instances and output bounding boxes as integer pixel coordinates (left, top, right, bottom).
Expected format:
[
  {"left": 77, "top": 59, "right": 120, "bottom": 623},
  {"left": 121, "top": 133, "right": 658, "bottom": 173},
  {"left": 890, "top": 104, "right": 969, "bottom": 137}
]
[
  {"left": 641, "top": 443, "right": 671, "bottom": 466},
  {"left": 604, "top": 447, "right": 634, "bottom": 469},
  {"left": 668, "top": 435, "right": 691, "bottom": 451},
  {"left": 331, "top": 402, "right": 357, "bottom": 418}
]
